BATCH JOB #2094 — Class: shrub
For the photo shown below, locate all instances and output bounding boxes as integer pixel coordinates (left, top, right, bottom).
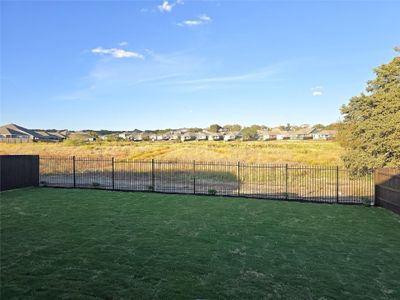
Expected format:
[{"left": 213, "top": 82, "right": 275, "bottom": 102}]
[
  {"left": 92, "top": 182, "right": 101, "bottom": 188},
  {"left": 208, "top": 189, "right": 217, "bottom": 195},
  {"left": 361, "top": 197, "right": 373, "bottom": 207}
]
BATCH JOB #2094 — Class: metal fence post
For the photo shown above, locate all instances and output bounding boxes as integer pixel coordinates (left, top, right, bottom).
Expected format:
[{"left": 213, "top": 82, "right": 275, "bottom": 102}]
[
  {"left": 285, "top": 164, "right": 288, "bottom": 200},
  {"left": 374, "top": 169, "right": 378, "bottom": 206},
  {"left": 336, "top": 166, "right": 339, "bottom": 203},
  {"left": 237, "top": 161, "right": 240, "bottom": 196},
  {"left": 112, "top": 157, "right": 115, "bottom": 190},
  {"left": 151, "top": 159, "right": 155, "bottom": 190},
  {"left": 193, "top": 160, "right": 196, "bottom": 194},
  {"left": 73, "top": 156, "right": 76, "bottom": 188}
]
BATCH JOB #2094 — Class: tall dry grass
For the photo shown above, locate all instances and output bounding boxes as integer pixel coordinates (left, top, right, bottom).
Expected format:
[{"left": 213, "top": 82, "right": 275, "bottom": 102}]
[{"left": 0, "top": 140, "right": 344, "bottom": 166}]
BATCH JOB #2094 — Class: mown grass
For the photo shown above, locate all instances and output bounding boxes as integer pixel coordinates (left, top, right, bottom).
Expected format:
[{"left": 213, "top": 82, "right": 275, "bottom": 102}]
[
  {"left": 1, "top": 188, "right": 399, "bottom": 299},
  {"left": 0, "top": 140, "right": 344, "bottom": 166}
]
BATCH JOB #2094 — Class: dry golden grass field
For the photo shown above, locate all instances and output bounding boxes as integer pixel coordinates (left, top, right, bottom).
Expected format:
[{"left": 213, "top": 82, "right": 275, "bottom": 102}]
[{"left": 0, "top": 140, "right": 344, "bottom": 166}]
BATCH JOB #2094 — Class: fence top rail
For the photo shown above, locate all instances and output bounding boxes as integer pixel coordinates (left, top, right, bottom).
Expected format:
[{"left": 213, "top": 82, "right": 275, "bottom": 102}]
[
  {"left": 1, "top": 154, "right": 39, "bottom": 158},
  {"left": 39, "top": 155, "right": 375, "bottom": 174},
  {"left": 376, "top": 169, "right": 400, "bottom": 177}
]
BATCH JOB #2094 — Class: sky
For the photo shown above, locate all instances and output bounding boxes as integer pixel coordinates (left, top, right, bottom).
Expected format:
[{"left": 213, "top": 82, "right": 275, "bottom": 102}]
[{"left": 1, "top": 0, "right": 399, "bottom": 131}]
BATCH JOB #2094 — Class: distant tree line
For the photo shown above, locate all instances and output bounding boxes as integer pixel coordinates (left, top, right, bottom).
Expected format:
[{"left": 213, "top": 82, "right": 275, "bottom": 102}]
[{"left": 76, "top": 123, "right": 339, "bottom": 137}]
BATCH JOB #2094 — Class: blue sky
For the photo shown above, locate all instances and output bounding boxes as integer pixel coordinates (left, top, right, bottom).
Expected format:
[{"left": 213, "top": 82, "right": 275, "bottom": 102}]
[{"left": 1, "top": 0, "right": 399, "bottom": 130}]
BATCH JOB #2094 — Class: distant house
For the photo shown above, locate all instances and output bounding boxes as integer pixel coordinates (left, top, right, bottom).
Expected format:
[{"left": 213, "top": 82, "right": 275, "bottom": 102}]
[
  {"left": 169, "top": 132, "right": 181, "bottom": 141},
  {"left": 258, "top": 128, "right": 285, "bottom": 141},
  {"left": 50, "top": 131, "right": 69, "bottom": 140},
  {"left": 132, "top": 134, "right": 143, "bottom": 142},
  {"left": 131, "top": 132, "right": 150, "bottom": 141},
  {"left": 289, "top": 127, "right": 317, "bottom": 140},
  {"left": 196, "top": 132, "right": 208, "bottom": 141},
  {"left": 0, "top": 125, "right": 31, "bottom": 142},
  {"left": 208, "top": 133, "right": 223, "bottom": 141},
  {"left": 118, "top": 132, "right": 129, "bottom": 140},
  {"left": 98, "top": 134, "right": 114, "bottom": 141},
  {"left": 224, "top": 132, "right": 239, "bottom": 141},
  {"left": 313, "top": 130, "right": 337, "bottom": 140},
  {"left": 274, "top": 129, "right": 291, "bottom": 140},
  {"left": 0, "top": 123, "right": 67, "bottom": 142},
  {"left": 156, "top": 134, "right": 170, "bottom": 141},
  {"left": 180, "top": 133, "right": 196, "bottom": 142},
  {"left": 34, "top": 130, "right": 66, "bottom": 142}
]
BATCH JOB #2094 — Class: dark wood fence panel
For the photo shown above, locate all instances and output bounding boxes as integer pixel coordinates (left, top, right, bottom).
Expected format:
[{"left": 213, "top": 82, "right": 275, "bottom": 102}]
[
  {"left": 375, "top": 168, "right": 400, "bottom": 214},
  {"left": 0, "top": 155, "right": 39, "bottom": 191}
]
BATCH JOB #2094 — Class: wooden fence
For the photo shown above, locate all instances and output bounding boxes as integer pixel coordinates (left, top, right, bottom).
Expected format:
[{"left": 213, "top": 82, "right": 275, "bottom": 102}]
[
  {"left": 0, "top": 137, "right": 32, "bottom": 143},
  {"left": 0, "top": 155, "right": 39, "bottom": 191},
  {"left": 375, "top": 168, "right": 400, "bottom": 214}
]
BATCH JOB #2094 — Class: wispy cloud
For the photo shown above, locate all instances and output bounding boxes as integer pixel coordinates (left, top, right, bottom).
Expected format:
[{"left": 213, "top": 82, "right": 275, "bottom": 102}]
[
  {"left": 158, "top": 0, "right": 183, "bottom": 13},
  {"left": 91, "top": 47, "right": 144, "bottom": 59},
  {"left": 177, "top": 69, "right": 276, "bottom": 85},
  {"left": 311, "top": 86, "right": 324, "bottom": 96},
  {"left": 178, "top": 14, "right": 212, "bottom": 27},
  {"left": 118, "top": 41, "right": 128, "bottom": 46},
  {"left": 199, "top": 15, "right": 211, "bottom": 22},
  {"left": 60, "top": 51, "right": 293, "bottom": 101}
]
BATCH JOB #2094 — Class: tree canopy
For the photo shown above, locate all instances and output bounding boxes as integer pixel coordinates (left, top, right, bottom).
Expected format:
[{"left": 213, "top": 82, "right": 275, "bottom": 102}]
[
  {"left": 223, "top": 124, "right": 242, "bottom": 132},
  {"left": 339, "top": 50, "right": 400, "bottom": 175},
  {"left": 241, "top": 125, "right": 266, "bottom": 140},
  {"left": 208, "top": 124, "right": 222, "bottom": 133}
]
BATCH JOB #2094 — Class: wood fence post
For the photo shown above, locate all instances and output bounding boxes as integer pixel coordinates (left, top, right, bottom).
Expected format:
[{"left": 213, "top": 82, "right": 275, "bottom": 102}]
[{"left": 374, "top": 169, "right": 379, "bottom": 206}]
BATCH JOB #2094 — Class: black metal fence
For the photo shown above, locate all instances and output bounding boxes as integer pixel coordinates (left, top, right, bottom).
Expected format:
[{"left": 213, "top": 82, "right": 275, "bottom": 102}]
[{"left": 39, "top": 156, "right": 374, "bottom": 204}]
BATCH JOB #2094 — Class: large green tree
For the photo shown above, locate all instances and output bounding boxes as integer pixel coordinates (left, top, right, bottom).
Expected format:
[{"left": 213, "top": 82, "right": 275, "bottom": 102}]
[{"left": 339, "top": 50, "right": 400, "bottom": 175}]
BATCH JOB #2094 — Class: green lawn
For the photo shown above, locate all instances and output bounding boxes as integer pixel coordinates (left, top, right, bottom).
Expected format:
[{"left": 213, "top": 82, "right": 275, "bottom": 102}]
[{"left": 1, "top": 188, "right": 399, "bottom": 299}]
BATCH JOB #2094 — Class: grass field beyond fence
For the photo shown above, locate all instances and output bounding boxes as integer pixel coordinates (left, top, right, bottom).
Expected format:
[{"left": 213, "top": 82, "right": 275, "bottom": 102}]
[
  {"left": 1, "top": 188, "right": 400, "bottom": 299},
  {"left": 0, "top": 140, "right": 344, "bottom": 166}
]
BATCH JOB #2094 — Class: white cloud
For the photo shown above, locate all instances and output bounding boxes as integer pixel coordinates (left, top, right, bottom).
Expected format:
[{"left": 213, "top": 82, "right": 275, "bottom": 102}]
[
  {"left": 179, "top": 20, "right": 202, "bottom": 27},
  {"left": 312, "top": 91, "right": 323, "bottom": 96},
  {"left": 91, "top": 47, "right": 144, "bottom": 59},
  {"left": 178, "top": 14, "right": 212, "bottom": 27},
  {"left": 311, "top": 86, "right": 324, "bottom": 96},
  {"left": 119, "top": 41, "right": 128, "bottom": 46},
  {"left": 199, "top": 14, "right": 211, "bottom": 22},
  {"left": 158, "top": 1, "right": 172, "bottom": 12},
  {"left": 158, "top": 0, "right": 183, "bottom": 13}
]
